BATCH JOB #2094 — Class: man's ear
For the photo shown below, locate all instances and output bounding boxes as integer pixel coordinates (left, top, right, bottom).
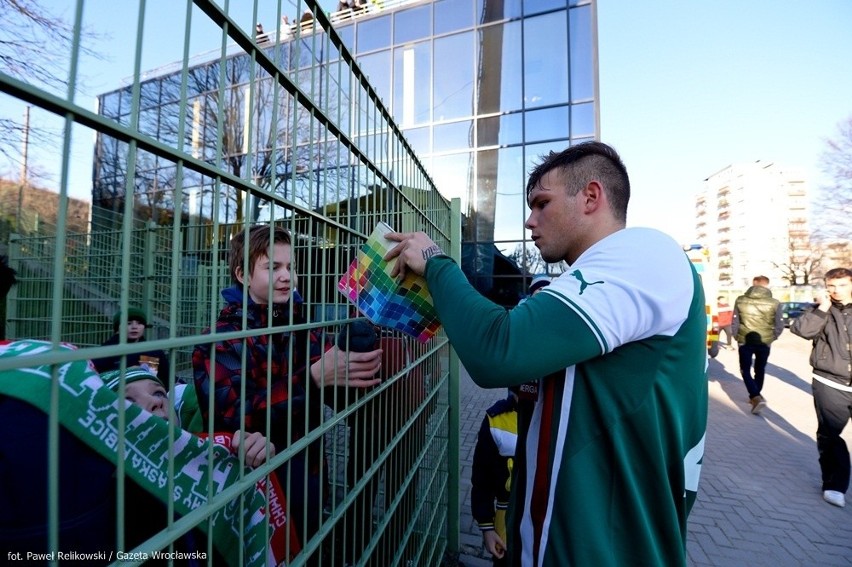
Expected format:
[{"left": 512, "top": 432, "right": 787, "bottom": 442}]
[
  {"left": 235, "top": 266, "right": 245, "bottom": 285},
  {"left": 582, "top": 180, "right": 604, "bottom": 213}
]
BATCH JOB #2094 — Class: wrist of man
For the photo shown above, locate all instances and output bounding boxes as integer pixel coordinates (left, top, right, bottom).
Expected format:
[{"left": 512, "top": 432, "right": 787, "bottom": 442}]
[{"left": 422, "top": 244, "right": 447, "bottom": 262}]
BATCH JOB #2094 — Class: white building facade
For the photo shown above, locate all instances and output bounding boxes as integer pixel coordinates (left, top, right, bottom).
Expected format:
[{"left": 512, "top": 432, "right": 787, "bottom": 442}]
[{"left": 696, "top": 161, "right": 809, "bottom": 289}]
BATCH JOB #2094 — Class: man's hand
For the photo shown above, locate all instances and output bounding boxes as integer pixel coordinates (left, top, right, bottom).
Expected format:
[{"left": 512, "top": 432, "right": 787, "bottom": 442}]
[
  {"left": 310, "top": 346, "right": 383, "bottom": 388},
  {"left": 482, "top": 529, "right": 506, "bottom": 559},
  {"left": 384, "top": 231, "right": 445, "bottom": 280}
]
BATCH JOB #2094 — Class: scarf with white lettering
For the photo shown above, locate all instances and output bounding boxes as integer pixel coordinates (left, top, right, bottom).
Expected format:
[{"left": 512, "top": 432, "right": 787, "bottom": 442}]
[{"left": 0, "top": 340, "right": 298, "bottom": 566}]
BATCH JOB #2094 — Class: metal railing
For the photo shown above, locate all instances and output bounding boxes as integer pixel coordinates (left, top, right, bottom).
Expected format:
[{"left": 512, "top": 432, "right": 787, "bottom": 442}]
[{"left": 0, "top": 1, "right": 460, "bottom": 565}]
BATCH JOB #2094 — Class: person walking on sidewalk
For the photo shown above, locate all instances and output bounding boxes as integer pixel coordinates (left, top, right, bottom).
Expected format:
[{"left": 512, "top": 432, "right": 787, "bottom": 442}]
[
  {"left": 717, "top": 295, "right": 734, "bottom": 349},
  {"left": 385, "top": 141, "right": 708, "bottom": 567},
  {"left": 732, "top": 282, "right": 783, "bottom": 414},
  {"left": 790, "top": 267, "right": 852, "bottom": 508}
]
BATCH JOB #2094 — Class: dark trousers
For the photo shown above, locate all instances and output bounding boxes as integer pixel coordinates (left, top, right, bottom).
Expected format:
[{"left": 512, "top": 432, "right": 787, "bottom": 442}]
[
  {"left": 812, "top": 379, "right": 852, "bottom": 493},
  {"left": 738, "top": 342, "right": 770, "bottom": 398}
]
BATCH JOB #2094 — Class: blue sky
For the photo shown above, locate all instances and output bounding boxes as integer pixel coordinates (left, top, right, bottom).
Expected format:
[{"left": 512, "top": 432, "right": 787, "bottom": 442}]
[
  {"left": 8, "top": 1, "right": 852, "bottom": 245},
  {"left": 597, "top": 0, "right": 852, "bottom": 242}
]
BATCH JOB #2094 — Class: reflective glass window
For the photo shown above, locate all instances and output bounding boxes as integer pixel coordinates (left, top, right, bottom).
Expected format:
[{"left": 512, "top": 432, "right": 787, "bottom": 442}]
[
  {"left": 477, "top": 0, "right": 522, "bottom": 23},
  {"left": 434, "top": 31, "right": 474, "bottom": 121},
  {"left": 139, "top": 107, "right": 161, "bottom": 139},
  {"left": 569, "top": 4, "right": 594, "bottom": 101},
  {"left": 225, "top": 55, "right": 251, "bottom": 85},
  {"left": 430, "top": 151, "right": 472, "bottom": 206},
  {"left": 523, "top": 12, "right": 568, "bottom": 108},
  {"left": 156, "top": 104, "right": 181, "bottom": 149},
  {"left": 118, "top": 89, "right": 132, "bottom": 117},
  {"left": 395, "top": 5, "right": 431, "bottom": 43},
  {"left": 356, "top": 14, "right": 391, "bottom": 53},
  {"left": 322, "top": 61, "right": 352, "bottom": 130},
  {"left": 139, "top": 79, "right": 161, "bottom": 111},
  {"left": 570, "top": 102, "right": 595, "bottom": 138},
  {"left": 393, "top": 42, "right": 431, "bottom": 127},
  {"left": 160, "top": 73, "right": 183, "bottom": 105},
  {"left": 100, "top": 93, "right": 121, "bottom": 119},
  {"left": 433, "top": 120, "right": 473, "bottom": 152},
  {"left": 185, "top": 63, "right": 211, "bottom": 99},
  {"left": 337, "top": 24, "right": 355, "bottom": 52},
  {"left": 358, "top": 50, "right": 392, "bottom": 108},
  {"left": 268, "top": 42, "right": 293, "bottom": 71},
  {"left": 523, "top": 0, "right": 568, "bottom": 16},
  {"left": 477, "top": 21, "right": 522, "bottom": 114},
  {"left": 482, "top": 146, "right": 525, "bottom": 242},
  {"left": 436, "top": 0, "right": 474, "bottom": 34},
  {"left": 525, "top": 140, "right": 569, "bottom": 173},
  {"left": 95, "top": 135, "right": 122, "bottom": 179},
  {"left": 524, "top": 106, "right": 569, "bottom": 143},
  {"left": 403, "top": 126, "right": 431, "bottom": 157},
  {"left": 476, "top": 112, "right": 523, "bottom": 147}
]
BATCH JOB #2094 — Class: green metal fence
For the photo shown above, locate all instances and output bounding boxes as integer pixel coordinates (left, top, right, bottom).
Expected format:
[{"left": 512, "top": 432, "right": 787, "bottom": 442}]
[{"left": 0, "top": 1, "right": 459, "bottom": 565}]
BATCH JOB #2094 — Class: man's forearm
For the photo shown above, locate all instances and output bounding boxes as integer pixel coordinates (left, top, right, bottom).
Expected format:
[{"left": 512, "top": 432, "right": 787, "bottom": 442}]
[{"left": 424, "top": 257, "right": 600, "bottom": 386}]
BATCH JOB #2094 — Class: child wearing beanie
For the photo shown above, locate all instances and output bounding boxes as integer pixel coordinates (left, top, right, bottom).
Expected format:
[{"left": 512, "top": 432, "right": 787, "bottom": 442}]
[{"left": 92, "top": 306, "right": 170, "bottom": 379}]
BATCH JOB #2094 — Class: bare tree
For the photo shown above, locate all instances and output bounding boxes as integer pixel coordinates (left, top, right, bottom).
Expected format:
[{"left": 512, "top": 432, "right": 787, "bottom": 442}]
[
  {"left": 819, "top": 240, "right": 852, "bottom": 275},
  {"left": 773, "top": 240, "right": 822, "bottom": 286},
  {"left": 0, "top": 0, "right": 103, "bottom": 177},
  {"left": 817, "top": 115, "right": 852, "bottom": 241},
  {"left": 506, "top": 242, "right": 569, "bottom": 277}
]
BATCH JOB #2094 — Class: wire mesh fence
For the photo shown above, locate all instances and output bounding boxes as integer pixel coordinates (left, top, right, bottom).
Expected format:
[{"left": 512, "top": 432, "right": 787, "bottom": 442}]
[{"left": 0, "top": 1, "right": 458, "bottom": 565}]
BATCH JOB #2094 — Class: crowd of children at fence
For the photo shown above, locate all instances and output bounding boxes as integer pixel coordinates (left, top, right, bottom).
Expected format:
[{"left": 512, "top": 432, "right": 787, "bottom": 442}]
[{"left": 0, "top": 227, "right": 422, "bottom": 565}]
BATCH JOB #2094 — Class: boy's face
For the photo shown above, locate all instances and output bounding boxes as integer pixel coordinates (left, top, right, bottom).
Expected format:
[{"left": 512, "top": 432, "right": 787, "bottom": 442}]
[
  {"left": 237, "top": 242, "right": 296, "bottom": 305},
  {"left": 123, "top": 379, "right": 168, "bottom": 419},
  {"left": 826, "top": 276, "right": 852, "bottom": 304},
  {"left": 127, "top": 319, "right": 146, "bottom": 340}
]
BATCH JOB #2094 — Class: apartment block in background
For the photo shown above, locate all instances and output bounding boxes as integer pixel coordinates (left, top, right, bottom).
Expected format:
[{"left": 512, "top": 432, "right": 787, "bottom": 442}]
[{"left": 695, "top": 161, "right": 809, "bottom": 288}]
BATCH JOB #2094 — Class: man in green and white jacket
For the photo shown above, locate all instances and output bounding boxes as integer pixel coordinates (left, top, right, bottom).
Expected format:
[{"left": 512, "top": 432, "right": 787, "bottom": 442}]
[{"left": 387, "top": 142, "right": 708, "bottom": 567}]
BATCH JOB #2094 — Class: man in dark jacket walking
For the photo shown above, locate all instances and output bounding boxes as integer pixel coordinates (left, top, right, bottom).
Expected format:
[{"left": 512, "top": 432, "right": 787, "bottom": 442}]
[
  {"left": 732, "top": 282, "right": 783, "bottom": 414},
  {"left": 791, "top": 267, "right": 852, "bottom": 508}
]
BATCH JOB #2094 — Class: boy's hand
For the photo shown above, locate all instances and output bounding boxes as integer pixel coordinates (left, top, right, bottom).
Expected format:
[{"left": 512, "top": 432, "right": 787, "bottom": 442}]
[
  {"left": 816, "top": 289, "right": 832, "bottom": 312},
  {"left": 310, "top": 346, "right": 383, "bottom": 388},
  {"left": 384, "top": 231, "right": 445, "bottom": 280},
  {"left": 231, "top": 430, "right": 276, "bottom": 467},
  {"left": 482, "top": 530, "right": 506, "bottom": 559}
]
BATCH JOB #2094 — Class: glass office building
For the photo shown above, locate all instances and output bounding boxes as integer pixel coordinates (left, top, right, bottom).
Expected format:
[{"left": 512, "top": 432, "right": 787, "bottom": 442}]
[
  {"left": 93, "top": 0, "right": 598, "bottom": 304},
  {"left": 338, "top": 0, "right": 597, "bottom": 234}
]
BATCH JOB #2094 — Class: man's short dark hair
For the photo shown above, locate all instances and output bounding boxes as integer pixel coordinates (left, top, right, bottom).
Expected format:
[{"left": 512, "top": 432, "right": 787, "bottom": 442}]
[
  {"left": 229, "top": 225, "right": 292, "bottom": 285},
  {"left": 752, "top": 275, "right": 770, "bottom": 286},
  {"left": 825, "top": 267, "right": 852, "bottom": 280},
  {"left": 526, "top": 141, "right": 630, "bottom": 223}
]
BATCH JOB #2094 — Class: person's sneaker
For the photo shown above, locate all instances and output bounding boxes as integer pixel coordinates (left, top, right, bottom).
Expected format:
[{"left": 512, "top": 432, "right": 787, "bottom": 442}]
[
  {"left": 750, "top": 395, "right": 766, "bottom": 414},
  {"left": 823, "top": 490, "right": 846, "bottom": 507}
]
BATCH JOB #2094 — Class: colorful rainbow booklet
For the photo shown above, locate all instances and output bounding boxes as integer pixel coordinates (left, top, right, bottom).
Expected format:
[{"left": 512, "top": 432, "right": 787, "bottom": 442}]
[{"left": 337, "top": 221, "right": 442, "bottom": 343}]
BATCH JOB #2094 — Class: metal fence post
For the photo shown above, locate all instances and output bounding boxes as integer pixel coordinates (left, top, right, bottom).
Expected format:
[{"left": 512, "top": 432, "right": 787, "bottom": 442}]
[
  {"left": 6, "top": 234, "right": 21, "bottom": 339},
  {"left": 143, "top": 221, "right": 157, "bottom": 324},
  {"left": 447, "top": 197, "right": 462, "bottom": 556}
]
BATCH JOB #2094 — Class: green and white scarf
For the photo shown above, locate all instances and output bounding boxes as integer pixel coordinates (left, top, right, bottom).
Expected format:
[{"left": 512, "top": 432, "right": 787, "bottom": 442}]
[{"left": 0, "top": 340, "right": 295, "bottom": 566}]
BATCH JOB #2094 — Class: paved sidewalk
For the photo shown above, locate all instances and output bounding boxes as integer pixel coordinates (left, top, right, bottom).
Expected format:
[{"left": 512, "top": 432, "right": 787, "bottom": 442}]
[{"left": 455, "top": 332, "right": 852, "bottom": 566}]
